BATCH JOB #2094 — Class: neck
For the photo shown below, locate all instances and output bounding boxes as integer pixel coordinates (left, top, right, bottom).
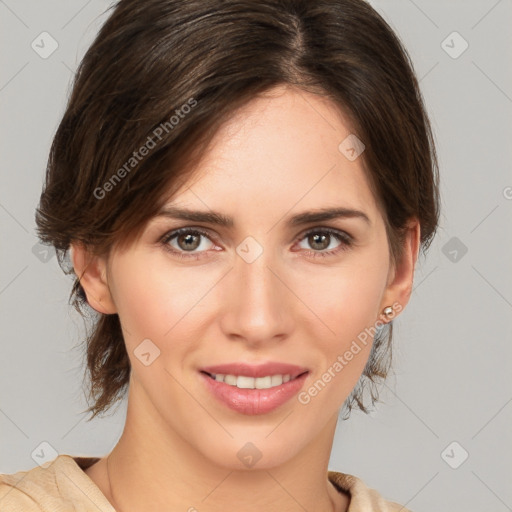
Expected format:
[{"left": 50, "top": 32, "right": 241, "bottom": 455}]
[{"left": 102, "top": 380, "right": 349, "bottom": 512}]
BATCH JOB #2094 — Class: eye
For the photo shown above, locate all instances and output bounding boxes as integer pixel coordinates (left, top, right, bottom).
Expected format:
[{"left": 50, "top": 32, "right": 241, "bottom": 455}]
[
  {"left": 160, "top": 228, "right": 218, "bottom": 260},
  {"left": 295, "top": 228, "right": 353, "bottom": 258},
  {"left": 160, "top": 226, "right": 353, "bottom": 261}
]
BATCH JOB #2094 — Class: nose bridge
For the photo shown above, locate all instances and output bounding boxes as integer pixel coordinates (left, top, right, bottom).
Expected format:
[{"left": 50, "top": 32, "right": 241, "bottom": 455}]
[
  {"left": 222, "top": 235, "right": 291, "bottom": 340},
  {"left": 236, "top": 237, "right": 280, "bottom": 310}
]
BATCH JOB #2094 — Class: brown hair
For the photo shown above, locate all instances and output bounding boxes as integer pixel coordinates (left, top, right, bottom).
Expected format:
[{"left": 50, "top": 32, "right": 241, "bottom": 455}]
[{"left": 35, "top": 0, "right": 440, "bottom": 420}]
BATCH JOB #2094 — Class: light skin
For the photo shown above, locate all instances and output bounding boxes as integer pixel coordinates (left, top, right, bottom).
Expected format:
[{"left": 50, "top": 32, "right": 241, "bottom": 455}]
[{"left": 73, "top": 84, "right": 420, "bottom": 512}]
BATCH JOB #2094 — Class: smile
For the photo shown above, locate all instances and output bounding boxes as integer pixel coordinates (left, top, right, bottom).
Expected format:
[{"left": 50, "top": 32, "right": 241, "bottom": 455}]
[
  {"left": 204, "top": 372, "right": 305, "bottom": 389},
  {"left": 200, "top": 370, "right": 310, "bottom": 415}
]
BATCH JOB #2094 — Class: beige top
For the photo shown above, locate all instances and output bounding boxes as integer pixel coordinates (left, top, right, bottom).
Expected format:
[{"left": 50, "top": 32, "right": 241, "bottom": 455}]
[{"left": 0, "top": 454, "right": 411, "bottom": 511}]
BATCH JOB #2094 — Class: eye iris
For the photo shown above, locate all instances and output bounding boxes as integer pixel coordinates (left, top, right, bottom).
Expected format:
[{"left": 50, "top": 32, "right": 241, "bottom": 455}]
[
  {"left": 178, "top": 233, "right": 200, "bottom": 251},
  {"left": 310, "top": 233, "right": 329, "bottom": 250},
  {"left": 171, "top": 230, "right": 340, "bottom": 254}
]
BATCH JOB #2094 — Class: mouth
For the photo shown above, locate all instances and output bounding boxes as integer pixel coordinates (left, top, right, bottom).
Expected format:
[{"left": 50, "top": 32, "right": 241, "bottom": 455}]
[
  {"left": 198, "top": 362, "right": 310, "bottom": 415},
  {"left": 200, "top": 370, "right": 309, "bottom": 390}
]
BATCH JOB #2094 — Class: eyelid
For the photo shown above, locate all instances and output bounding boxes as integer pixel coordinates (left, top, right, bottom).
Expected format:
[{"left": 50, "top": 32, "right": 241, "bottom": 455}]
[
  {"left": 294, "top": 226, "right": 353, "bottom": 243},
  {"left": 160, "top": 225, "right": 352, "bottom": 244},
  {"left": 160, "top": 226, "right": 219, "bottom": 246},
  {"left": 159, "top": 225, "right": 354, "bottom": 259}
]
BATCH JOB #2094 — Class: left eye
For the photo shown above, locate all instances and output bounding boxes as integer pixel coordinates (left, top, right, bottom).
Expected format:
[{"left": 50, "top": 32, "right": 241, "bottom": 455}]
[
  {"left": 160, "top": 227, "right": 352, "bottom": 260},
  {"left": 296, "top": 229, "right": 349, "bottom": 252}
]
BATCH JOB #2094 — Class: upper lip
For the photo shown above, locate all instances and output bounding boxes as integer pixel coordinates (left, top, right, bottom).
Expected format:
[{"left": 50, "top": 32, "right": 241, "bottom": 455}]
[{"left": 200, "top": 362, "right": 309, "bottom": 379}]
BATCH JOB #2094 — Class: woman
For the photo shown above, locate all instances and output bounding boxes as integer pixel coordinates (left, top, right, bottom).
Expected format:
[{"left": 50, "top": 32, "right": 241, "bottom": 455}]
[{"left": 0, "top": 0, "right": 439, "bottom": 510}]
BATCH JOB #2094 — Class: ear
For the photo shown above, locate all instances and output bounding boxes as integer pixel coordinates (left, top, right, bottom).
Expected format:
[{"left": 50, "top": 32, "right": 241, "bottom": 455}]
[
  {"left": 69, "top": 242, "right": 117, "bottom": 314},
  {"left": 378, "top": 218, "right": 421, "bottom": 321}
]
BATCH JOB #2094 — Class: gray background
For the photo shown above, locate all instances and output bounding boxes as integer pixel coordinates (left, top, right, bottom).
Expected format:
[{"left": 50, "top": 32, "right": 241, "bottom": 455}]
[{"left": 1, "top": 1, "right": 511, "bottom": 511}]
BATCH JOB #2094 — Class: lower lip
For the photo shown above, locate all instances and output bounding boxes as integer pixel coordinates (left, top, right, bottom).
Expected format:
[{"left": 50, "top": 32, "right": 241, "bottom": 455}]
[{"left": 200, "top": 372, "right": 309, "bottom": 415}]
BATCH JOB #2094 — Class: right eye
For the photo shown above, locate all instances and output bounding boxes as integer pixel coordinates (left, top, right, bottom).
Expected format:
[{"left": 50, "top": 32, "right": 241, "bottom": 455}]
[{"left": 160, "top": 227, "right": 219, "bottom": 260}]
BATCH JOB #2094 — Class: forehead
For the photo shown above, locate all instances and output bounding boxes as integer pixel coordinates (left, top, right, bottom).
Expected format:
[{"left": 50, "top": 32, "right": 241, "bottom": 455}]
[{"left": 162, "top": 86, "right": 380, "bottom": 226}]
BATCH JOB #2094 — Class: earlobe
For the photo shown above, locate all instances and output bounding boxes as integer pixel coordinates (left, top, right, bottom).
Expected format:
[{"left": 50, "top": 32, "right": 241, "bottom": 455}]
[
  {"left": 379, "top": 219, "right": 421, "bottom": 321},
  {"left": 69, "top": 242, "right": 117, "bottom": 314}
]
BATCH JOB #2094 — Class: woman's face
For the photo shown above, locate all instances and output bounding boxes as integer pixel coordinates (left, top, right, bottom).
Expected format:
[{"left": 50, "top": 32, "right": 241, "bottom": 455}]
[{"left": 83, "top": 85, "right": 416, "bottom": 470}]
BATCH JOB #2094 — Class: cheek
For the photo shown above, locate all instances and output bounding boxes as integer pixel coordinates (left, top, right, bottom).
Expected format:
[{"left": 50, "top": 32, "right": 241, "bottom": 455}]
[
  {"left": 108, "top": 256, "right": 175, "bottom": 343},
  {"left": 294, "top": 256, "right": 388, "bottom": 346},
  {"left": 292, "top": 254, "right": 388, "bottom": 403},
  {"left": 108, "top": 254, "right": 217, "bottom": 355}
]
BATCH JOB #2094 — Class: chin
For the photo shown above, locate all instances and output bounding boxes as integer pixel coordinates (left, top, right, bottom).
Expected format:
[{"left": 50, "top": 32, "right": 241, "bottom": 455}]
[{"left": 193, "top": 428, "right": 307, "bottom": 471}]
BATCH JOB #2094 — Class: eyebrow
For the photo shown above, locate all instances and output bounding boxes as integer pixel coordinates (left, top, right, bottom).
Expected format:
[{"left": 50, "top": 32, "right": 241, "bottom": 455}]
[{"left": 156, "top": 206, "right": 371, "bottom": 227}]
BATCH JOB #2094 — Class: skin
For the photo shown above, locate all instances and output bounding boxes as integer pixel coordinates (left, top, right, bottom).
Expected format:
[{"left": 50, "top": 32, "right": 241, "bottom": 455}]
[{"left": 73, "top": 84, "right": 420, "bottom": 512}]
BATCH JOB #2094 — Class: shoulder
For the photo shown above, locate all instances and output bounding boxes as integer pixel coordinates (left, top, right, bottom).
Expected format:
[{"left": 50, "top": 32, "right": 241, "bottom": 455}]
[
  {"left": 328, "top": 470, "right": 412, "bottom": 512},
  {"left": 0, "top": 454, "right": 114, "bottom": 512}
]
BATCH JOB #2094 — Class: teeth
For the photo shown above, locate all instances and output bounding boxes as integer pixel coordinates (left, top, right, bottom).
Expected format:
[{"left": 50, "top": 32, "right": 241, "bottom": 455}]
[{"left": 211, "top": 373, "right": 293, "bottom": 389}]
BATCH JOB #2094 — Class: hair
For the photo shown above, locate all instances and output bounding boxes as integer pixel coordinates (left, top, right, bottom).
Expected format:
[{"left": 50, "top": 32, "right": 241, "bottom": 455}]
[{"left": 35, "top": 0, "right": 440, "bottom": 420}]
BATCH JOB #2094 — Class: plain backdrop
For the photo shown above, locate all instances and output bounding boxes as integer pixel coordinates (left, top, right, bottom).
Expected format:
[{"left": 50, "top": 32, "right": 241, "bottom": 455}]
[{"left": 1, "top": 1, "right": 511, "bottom": 511}]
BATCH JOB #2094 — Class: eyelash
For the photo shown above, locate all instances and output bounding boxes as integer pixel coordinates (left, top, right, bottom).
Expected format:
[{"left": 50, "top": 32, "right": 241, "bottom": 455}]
[{"left": 160, "top": 227, "right": 353, "bottom": 261}]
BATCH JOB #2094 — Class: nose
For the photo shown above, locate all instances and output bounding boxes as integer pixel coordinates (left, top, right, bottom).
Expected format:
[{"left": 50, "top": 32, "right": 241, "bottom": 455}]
[{"left": 218, "top": 243, "right": 294, "bottom": 347}]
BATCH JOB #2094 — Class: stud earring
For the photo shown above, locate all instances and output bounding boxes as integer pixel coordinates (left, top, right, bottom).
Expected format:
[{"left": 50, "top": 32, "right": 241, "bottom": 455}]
[{"left": 382, "top": 306, "right": 394, "bottom": 317}]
